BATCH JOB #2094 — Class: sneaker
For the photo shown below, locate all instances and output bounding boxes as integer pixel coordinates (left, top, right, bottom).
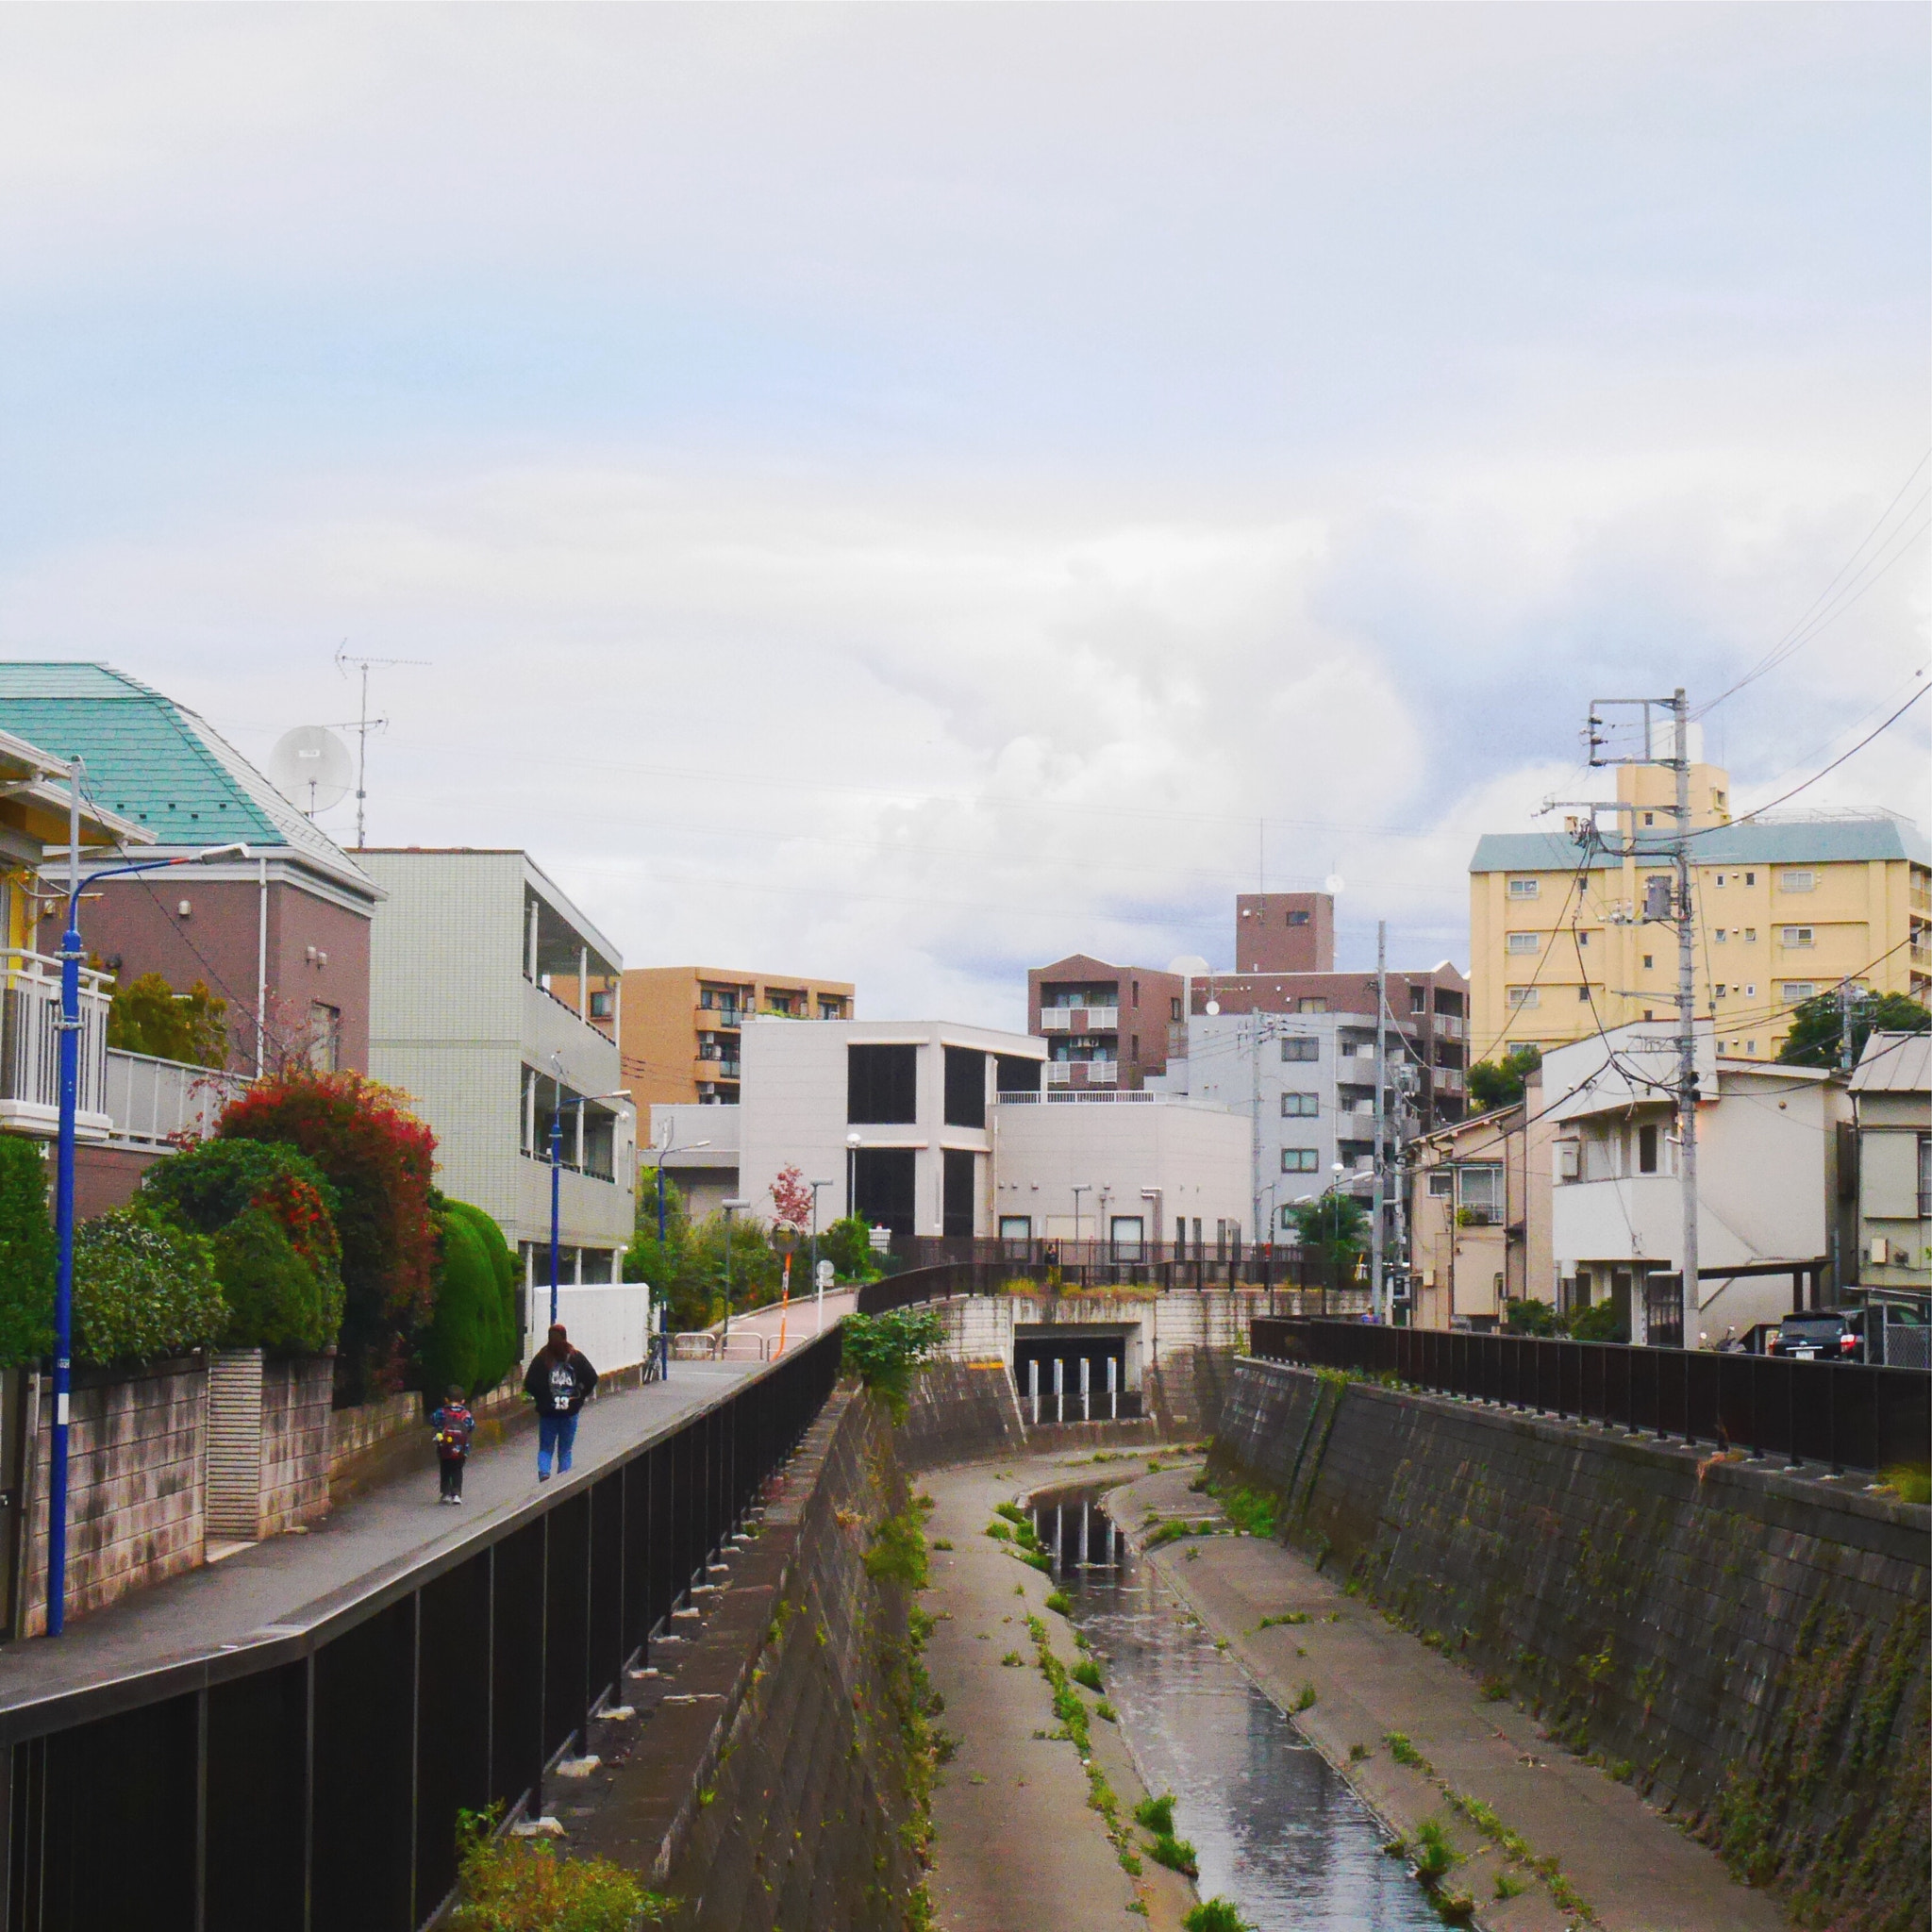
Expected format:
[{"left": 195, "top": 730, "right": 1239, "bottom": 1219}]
[{"left": 538, "top": 1470, "right": 552, "bottom": 1482}]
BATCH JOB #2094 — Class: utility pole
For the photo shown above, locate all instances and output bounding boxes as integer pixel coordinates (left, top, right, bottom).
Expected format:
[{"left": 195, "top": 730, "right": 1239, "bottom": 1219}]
[
  {"left": 1584, "top": 689, "right": 1700, "bottom": 1346},
  {"left": 1372, "top": 922, "right": 1388, "bottom": 1324},
  {"left": 1250, "top": 1006, "right": 1263, "bottom": 1250}
]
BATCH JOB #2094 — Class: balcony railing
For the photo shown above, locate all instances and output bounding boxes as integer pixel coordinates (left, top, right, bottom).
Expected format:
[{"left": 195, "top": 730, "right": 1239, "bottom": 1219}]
[
  {"left": 0, "top": 950, "right": 111, "bottom": 1140},
  {"left": 1039, "top": 1009, "right": 1072, "bottom": 1032},
  {"left": 104, "top": 1049, "right": 250, "bottom": 1149},
  {"left": 1039, "top": 1007, "right": 1119, "bottom": 1033}
]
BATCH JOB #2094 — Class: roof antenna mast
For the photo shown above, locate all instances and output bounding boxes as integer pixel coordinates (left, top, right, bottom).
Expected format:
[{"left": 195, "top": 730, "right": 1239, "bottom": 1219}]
[{"left": 334, "top": 644, "right": 429, "bottom": 848}]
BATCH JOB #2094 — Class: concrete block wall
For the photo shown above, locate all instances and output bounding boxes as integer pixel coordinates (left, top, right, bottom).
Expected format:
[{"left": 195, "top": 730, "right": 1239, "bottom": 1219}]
[
  {"left": 259, "top": 1357, "right": 334, "bottom": 1535},
  {"left": 1213, "top": 1357, "right": 1930, "bottom": 1930},
  {"left": 23, "top": 1360, "right": 206, "bottom": 1636},
  {"left": 899, "top": 1359, "right": 1025, "bottom": 1471}
]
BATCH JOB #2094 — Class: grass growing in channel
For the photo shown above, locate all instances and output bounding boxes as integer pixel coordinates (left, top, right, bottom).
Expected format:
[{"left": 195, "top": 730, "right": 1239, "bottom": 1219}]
[
  {"left": 450, "top": 1807, "right": 671, "bottom": 1931},
  {"left": 1183, "top": 1903, "right": 1255, "bottom": 1932}
]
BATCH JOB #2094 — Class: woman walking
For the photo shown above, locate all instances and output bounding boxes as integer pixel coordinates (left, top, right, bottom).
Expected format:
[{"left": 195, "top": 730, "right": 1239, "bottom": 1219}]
[{"left": 523, "top": 1324, "right": 597, "bottom": 1480}]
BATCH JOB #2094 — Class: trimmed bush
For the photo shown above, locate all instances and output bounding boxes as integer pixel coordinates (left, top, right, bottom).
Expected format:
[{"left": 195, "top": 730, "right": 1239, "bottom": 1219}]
[
  {"left": 422, "top": 1207, "right": 520, "bottom": 1399},
  {"left": 0, "top": 1136, "right": 54, "bottom": 1366},
  {"left": 443, "top": 1200, "right": 519, "bottom": 1378},
  {"left": 211, "top": 1208, "right": 342, "bottom": 1355},
  {"left": 72, "top": 1210, "right": 225, "bottom": 1366}
]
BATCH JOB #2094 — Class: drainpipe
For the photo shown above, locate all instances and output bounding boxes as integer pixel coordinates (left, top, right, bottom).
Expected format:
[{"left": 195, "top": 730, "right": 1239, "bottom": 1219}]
[{"left": 255, "top": 854, "right": 269, "bottom": 1075}]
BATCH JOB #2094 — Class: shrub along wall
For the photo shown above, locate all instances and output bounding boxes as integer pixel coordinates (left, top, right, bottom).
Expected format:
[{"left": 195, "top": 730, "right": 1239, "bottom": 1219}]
[{"left": 1211, "top": 1357, "right": 1929, "bottom": 1932}]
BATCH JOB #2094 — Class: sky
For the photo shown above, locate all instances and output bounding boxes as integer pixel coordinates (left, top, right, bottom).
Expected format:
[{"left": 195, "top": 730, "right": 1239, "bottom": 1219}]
[{"left": 0, "top": 5, "right": 1925, "bottom": 1025}]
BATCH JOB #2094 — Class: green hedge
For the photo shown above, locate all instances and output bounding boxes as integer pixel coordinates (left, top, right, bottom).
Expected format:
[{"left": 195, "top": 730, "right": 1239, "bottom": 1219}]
[
  {"left": 0, "top": 1136, "right": 54, "bottom": 1367},
  {"left": 421, "top": 1203, "right": 520, "bottom": 1398},
  {"left": 73, "top": 1210, "right": 226, "bottom": 1366},
  {"left": 212, "top": 1208, "right": 344, "bottom": 1356}
]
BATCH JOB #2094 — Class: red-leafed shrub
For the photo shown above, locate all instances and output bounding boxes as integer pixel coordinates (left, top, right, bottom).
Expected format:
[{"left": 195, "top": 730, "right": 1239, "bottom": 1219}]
[{"left": 219, "top": 1070, "right": 439, "bottom": 1397}]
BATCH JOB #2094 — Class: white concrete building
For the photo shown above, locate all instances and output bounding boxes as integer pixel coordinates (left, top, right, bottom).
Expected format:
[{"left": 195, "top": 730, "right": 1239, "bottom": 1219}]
[
  {"left": 1849, "top": 1030, "right": 1930, "bottom": 1298},
  {"left": 362, "top": 849, "right": 641, "bottom": 1361},
  {"left": 990, "top": 1092, "right": 1250, "bottom": 1251},
  {"left": 734, "top": 1018, "right": 1044, "bottom": 1245},
  {"left": 1543, "top": 1020, "right": 1849, "bottom": 1344}
]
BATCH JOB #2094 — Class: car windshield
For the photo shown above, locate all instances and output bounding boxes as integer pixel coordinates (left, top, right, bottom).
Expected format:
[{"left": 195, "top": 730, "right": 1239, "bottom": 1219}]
[{"left": 1780, "top": 1317, "right": 1842, "bottom": 1339}]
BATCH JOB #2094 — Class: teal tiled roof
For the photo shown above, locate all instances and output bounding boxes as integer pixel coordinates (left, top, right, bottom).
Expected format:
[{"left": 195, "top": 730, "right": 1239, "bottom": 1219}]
[
  {"left": 1471, "top": 817, "right": 1930, "bottom": 874},
  {"left": 0, "top": 662, "right": 372, "bottom": 892}
]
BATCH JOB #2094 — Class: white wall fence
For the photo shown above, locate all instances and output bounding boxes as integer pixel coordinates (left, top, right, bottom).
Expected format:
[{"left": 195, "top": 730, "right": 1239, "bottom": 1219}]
[
  {"left": 104, "top": 1049, "right": 251, "bottom": 1149},
  {"left": 526, "top": 1281, "right": 654, "bottom": 1377}
]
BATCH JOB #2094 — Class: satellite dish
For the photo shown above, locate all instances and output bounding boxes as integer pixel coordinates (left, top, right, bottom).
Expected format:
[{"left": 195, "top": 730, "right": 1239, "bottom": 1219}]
[
  {"left": 1324, "top": 874, "right": 1345, "bottom": 894},
  {"left": 268, "top": 726, "right": 353, "bottom": 816}
]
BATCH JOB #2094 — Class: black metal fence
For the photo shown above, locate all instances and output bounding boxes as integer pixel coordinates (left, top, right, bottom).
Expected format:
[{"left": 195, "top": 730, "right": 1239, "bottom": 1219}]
[
  {"left": 0, "top": 1328, "right": 842, "bottom": 1932},
  {"left": 1250, "top": 1318, "right": 1931, "bottom": 1476},
  {"left": 858, "top": 1254, "right": 1363, "bottom": 1313}
]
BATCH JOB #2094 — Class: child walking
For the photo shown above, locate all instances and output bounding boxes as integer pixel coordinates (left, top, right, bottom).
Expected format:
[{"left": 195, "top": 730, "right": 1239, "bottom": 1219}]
[{"left": 430, "top": 1384, "right": 475, "bottom": 1505}]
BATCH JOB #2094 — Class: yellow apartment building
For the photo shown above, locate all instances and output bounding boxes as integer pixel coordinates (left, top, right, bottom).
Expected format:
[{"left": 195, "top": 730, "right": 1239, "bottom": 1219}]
[
  {"left": 1469, "top": 760, "right": 1931, "bottom": 1068},
  {"left": 612, "top": 967, "right": 855, "bottom": 1108}
]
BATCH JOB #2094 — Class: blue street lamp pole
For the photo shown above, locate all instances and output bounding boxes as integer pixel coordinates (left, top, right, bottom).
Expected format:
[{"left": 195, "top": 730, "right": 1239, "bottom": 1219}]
[
  {"left": 549, "top": 1107, "right": 563, "bottom": 1329},
  {"left": 46, "top": 827, "right": 247, "bottom": 1639}
]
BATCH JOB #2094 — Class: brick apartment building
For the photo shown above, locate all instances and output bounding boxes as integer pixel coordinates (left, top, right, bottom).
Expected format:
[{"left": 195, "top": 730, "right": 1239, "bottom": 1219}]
[{"left": 1025, "top": 954, "right": 1186, "bottom": 1092}]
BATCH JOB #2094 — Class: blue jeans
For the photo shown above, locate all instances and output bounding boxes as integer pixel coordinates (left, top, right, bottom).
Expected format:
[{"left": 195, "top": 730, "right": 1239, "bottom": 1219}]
[{"left": 538, "top": 1411, "right": 578, "bottom": 1476}]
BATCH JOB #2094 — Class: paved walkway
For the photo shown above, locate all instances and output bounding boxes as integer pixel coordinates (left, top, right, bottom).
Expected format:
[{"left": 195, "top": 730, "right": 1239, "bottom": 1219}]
[
  {"left": 0, "top": 1357, "right": 761, "bottom": 1715},
  {"left": 1115, "top": 1464, "right": 1793, "bottom": 1932}
]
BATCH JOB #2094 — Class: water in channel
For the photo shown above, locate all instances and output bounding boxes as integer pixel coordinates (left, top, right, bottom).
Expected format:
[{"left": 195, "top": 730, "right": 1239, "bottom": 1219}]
[{"left": 1031, "top": 1491, "right": 1441, "bottom": 1931}]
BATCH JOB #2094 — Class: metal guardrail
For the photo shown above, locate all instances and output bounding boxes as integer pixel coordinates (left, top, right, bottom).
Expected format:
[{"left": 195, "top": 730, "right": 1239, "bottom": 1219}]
[
  {"left": 1249, "top": 1317, "right": 1932, "bottom": 1476},
  {"left": 0, "top": 1328, "right": 842, "bottom": 1932},
  {"left": 853, "top": 1258, "right": 1370, "bottom": 1316}
]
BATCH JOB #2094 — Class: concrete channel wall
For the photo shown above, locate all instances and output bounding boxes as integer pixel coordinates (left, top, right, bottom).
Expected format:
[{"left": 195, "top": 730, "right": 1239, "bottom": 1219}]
[
  {"left": 577, "top": 1386, "right": 931, "bottom": 1930},
  {"left": 1211, "top": 1356, "right": 1930, "bottom": 1928}
]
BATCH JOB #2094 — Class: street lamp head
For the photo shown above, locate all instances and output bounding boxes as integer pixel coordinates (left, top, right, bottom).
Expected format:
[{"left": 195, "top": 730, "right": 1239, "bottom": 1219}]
[
  {"left": 845, "top": 1131, "right": 862, "bottom": 1147},
  {"left": 723, "top": 1197, "right": 751, "bottom": 1212},
  {"left": 190, "top": 841, "right": 250, "bottom": 863}
]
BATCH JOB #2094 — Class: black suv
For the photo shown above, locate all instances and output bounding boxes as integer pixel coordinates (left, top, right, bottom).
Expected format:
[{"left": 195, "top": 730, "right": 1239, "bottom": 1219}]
[{"left": 1769, "top": 1310, "right": 1865, "bottom": 1362}]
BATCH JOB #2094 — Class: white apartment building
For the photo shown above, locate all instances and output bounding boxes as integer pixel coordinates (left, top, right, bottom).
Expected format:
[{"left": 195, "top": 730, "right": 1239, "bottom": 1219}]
[
  {"left": 1543, "top": 1020, "right": 1850, "bottom": 1343},
  {"left": 1157, "top": 1009, "right": 1422, "bottom": 1239},
  {"left": 363, "top": 849, "right": 641, "bottom": 1361},
  {"left": 736, "top": 1018, "right": 1046, "bottom": 1246}
]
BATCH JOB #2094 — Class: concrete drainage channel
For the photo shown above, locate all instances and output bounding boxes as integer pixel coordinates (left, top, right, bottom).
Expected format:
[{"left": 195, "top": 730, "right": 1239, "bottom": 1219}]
[{"left": 1025, "top": 1480, "right": 1443, "bottom": 1932}]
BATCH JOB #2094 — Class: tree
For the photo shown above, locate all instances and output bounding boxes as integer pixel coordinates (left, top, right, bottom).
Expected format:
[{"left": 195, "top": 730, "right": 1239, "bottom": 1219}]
[
  {"left": 219, "top": 1071, "right": 439, "bottom": 1398},
  {"left": 768, "top": 1164, "right": 813, "bottom": 1232},
  {"left": 211, "top": 1208, "right": 343, "bottom": 1355},
  {"left": 420, "top": 1205, "right": 520, "bottom": 1399},
  {"left": 1284, "top": 1193, "right": 1370, "bottom": 1274},
  {"left": 0, "top": 1136, "right": 55, "bottom": 1366},
  {"left": 1777, "top": 990, "right": 1929, "bottom": 1070},
  {"left": 107, "top": 973, "right": 229, "bottom": 1068},
  {"left": 820, "top": 1215, "right": 883, "bottom": 1282},
  {"left": 1467, "top": 1044, "right": 1542, "bottom": 1114},
  {"left": 1505, "top": 1298, "right": 1559, "bottom": 1336}
]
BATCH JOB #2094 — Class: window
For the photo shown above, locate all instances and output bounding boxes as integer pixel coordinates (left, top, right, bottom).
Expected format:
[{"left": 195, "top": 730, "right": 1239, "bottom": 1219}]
[
  {"left": 1714, "top": 874, "right": 1725, "bottom": 888},
  {"left": 1297, "top": 996, "right": 1327, "bottom": 1013},
  {"left": 1409, "top": 985, "right": 1426, "bottom": 1012},
  {"left": 818, "top": 996, "right": 846, "bottom": 1019},
  {"left": 1577, "top": 986, "right": 1591, "bottom": 1002},
  {"left": 1575, "top": 929, "right": 1590, "bottom": 946},
  {"left": 1642, "top": 955, "right": 1655, "bottom": 970},
  {"left": 1131, "top": 980, "right": 1141, "bottom": 1008},
  {"left": 1780, "top": 982, "right": 1816, "bottom": 1002},
  {"left": 1282, "top": 1149, "right": 1320, "bottom": 1173},
  {"left": 1457, "top": 1164, "right": 1504, "bottom": 1224},
  {"left": 1289, "top": 908, "right": 1309, "bottom": 925},
  {"left": 1744, "top": 927, "right": 1757, "bottom": 942},
  {"left": 1638, "top": 1124, "right": 1659, "bottom": 1174},
  {"left": 307, "top": 1002, "right": 341, "bottom": 1073},
  {"left": 1507, "top": 878, "right": 1540, "bottom": 899},
  {"left": 1427, "top": 1170, "right": 1454, "bottom": 1198},
  {"left": 848, "top": 1043, "right": 917, "bottom": 1124},
  {"left": 1780, "top": 872, "right": 1816, "bottom": 893},
  {"left": 1171, "top": 996, "right": 1183, "bottom": 1022},
  {"left": 1281, "top": 1091, "right": 1319, "bottom": 1117},
  {"left": 1507, "top": 933, "right": 1539, "bottom": 955},
  {"left": 1507, "top": 988, "right": 1540, "bottom": 1009},
  {"left": 1780, "top": 927, "right": 1814, "bottom": 949},
  {"left": 1714, "top": 984, "right": 1727, "bottom": 999},
  {"left": 999, "top": 1215, "right": 1032, "bottom": 1241},
  {"left": 1745, "top": 984, "right": 1756, "bottom": 997},
  {"left": 1280, "top": 1037, "right": 1320, "bottom": 1062},
  {"left": 1714, "top": 929, "right": 1727, "bottom": 944},
  {"left": 1744, "top": 872, "right": 1756, "bottom": 886},
  {"left": 588, "top": 988, "right": 613, "bottom": 1019},
  {"left": 943, "top": 1045, "right": 987, "bottom": 1128},
  {"left": 1130, "top": 1034, "right": 1140, "bottom": 1062}
]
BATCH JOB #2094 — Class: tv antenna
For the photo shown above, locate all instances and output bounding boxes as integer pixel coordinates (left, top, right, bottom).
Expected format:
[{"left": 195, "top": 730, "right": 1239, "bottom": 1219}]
[
  {"left": 334, "top": 645, "right": 429, "bottom": 847},
  {"left": 267, "top": 725, "right": 354, "bottom": 817}
]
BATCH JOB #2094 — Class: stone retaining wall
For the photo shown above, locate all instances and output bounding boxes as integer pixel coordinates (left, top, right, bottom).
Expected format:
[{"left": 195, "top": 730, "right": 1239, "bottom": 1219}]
[
  {"left": 574, "top": 1389, "right": 929, "bottom": 1929},
  {"left": 259, "top": 1357, "right": 335, "bottom": 1535},
  {"left": 1211, "top": 1356, "right": 1930, "bottom": 1932},
  {"left": 22, "top": 1359, "right": 206, "bottom": 1635}
]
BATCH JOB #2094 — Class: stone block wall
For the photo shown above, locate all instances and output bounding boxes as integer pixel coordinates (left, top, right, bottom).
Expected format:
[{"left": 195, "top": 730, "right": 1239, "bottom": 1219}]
[
  {"left": 899, "top": 1359, "right": 1025, "bottom": 1471},
  {"left": 259, "top": 1357, "right": 334, "bottom": 1535},
  {"left": 1213, "top": 1357, "right": 1929, "bottom": 1932},
  {"left": 575, "top": 1389, "right": 930, "bottom": 1930},
  {"left": 22, "top": 1359, "right": 206, "bottom": 1636}
]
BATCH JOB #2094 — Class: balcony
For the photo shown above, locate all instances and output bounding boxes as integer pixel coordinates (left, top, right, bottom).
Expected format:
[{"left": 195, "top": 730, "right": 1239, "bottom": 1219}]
[
  {"left": 693, "top": 1056, "right": 741, "bottom": 1084},
  {"left": 105, "top": 1050, "right": 250, "bottom": 1149},
  {"left": 1040, "top": 1007, "right": 1119, "bottom": 1034},
  {"left": 0, "top": 950, "right": 111, "bottom": 1141},
  {"left": 697, "top": 1003, "right": 748, "bottom": 1030},
  {"left": 1039, "top": 1009, "right": 1072, "bottom": 1033},
  {"left": 1433, "top": 1014, "right": 1468, "bottom": 1041}
]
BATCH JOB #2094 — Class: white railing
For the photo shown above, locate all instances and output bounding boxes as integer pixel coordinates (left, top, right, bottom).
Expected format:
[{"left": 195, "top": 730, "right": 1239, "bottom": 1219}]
[
  {"left": 104, "top": 1049, "right": 250, "bottom": 1149},
  {"left": 1039, "top": 1009, "right": 1072, "bottom": 1032},
  {"left": 1046, "top": 1061, "right": 1073, "bottom": 1085},
  {"left": 0, "top": 950, "right": 111, "bottom": 1140},
  {"left": 1080, "top": 1008, "right": 1121, "bottom": 1031}
]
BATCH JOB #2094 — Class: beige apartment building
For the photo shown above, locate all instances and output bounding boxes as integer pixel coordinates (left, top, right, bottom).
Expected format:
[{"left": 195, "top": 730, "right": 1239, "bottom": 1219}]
[
  {"left": 1469, "top": 759, "right": 1930, "bottom": 1068},
  {"left": 614, "top": 966, "right": 855, "bottom": 1108}
]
